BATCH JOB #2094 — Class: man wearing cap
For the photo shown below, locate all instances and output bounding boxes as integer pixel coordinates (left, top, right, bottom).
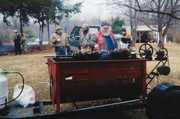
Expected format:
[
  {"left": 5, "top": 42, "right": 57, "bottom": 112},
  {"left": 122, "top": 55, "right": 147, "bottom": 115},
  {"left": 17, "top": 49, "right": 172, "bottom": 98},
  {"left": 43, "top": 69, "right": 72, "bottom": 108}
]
[
  {"left": 79, "top": 24, "right": 96, "bottom": 54},
  {"left": 50, "top": 27, "right": 69, "bottom": 56},
  {"left": 120, "top": 28, "right": 132, "bottom": 49}
]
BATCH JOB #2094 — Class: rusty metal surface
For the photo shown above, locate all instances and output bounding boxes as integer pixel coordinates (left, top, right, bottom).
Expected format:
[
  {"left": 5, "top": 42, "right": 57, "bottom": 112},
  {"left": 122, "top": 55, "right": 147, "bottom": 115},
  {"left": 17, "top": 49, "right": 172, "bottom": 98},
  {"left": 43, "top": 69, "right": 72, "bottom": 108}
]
[{"left": 47, "top": 58, "right": 147, "bottom": 112}]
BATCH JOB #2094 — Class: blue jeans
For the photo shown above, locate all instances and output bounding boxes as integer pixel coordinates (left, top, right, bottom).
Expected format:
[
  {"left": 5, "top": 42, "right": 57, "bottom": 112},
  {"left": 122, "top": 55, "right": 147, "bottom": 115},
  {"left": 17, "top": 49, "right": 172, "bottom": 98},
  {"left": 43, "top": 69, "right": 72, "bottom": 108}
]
[{"left": 55, "top": 47, "right": 66, "bottom": 56}]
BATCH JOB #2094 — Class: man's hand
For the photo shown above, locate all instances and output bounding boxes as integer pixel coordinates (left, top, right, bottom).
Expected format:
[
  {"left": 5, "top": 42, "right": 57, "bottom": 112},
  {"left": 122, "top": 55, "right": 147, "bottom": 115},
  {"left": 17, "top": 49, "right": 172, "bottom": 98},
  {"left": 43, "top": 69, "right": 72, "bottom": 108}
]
[{"left": 57, "top": 39, "right": 61, "bottom": 42}]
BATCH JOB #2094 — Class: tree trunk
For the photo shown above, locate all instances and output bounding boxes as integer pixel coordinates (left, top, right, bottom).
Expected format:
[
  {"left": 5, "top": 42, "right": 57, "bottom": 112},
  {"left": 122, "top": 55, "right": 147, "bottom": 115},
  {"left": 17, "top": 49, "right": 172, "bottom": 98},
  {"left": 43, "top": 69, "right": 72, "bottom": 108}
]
[
  {"left": 157, "top": 0, "right": 164, "bottom": 48},
  {"left": 39, "top": 23, "right": 41, "bottom": 43},
  {"left": 157, "top": 29, "right": 166, "bottom": 48},
  {"left": 19, "top": 8, "right": 23, "bottom": 36},
  {"left": 39, "top": 23, "right": 44, "bottom": 48},
  {"left": 39, "top": 23, "right": 43, "bottom": 48},
  {"left": 129, "top": 0, "right": 137, "bottom": 44},
  {"left": 129, "top": 0, "right": 133, "bottom": 37},
  {"left": 47, "top": 20, "right": 50, "bottom": 41},
  {"left": 41, "top": 23, "right": 44, "bottom": 46}
]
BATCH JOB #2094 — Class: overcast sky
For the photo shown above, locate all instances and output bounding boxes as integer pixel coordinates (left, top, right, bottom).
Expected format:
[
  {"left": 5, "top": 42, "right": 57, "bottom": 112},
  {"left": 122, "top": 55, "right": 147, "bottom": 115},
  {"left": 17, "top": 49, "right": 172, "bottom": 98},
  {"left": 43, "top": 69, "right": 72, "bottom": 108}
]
[{"left": 66, "top": 0, "right": 123, "bottom": 21}]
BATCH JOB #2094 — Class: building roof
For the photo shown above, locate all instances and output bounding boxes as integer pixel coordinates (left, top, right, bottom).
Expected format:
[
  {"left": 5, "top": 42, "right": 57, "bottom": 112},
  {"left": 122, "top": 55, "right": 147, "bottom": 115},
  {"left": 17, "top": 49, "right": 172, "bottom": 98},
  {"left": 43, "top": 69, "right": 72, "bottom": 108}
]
[{"left": 124, "top": 25, "right": 158, "bottom": 32}]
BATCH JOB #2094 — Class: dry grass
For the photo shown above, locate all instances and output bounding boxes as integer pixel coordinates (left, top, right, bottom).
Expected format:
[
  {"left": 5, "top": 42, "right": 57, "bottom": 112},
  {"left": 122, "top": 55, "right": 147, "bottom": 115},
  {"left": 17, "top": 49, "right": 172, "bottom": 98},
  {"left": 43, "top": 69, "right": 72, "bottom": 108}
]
[
  {"left": 149, "top": 43, "right": 180, "bottom": 84},
  {"left": 0, "top": 52, "right": 51, "bottom": 100}
]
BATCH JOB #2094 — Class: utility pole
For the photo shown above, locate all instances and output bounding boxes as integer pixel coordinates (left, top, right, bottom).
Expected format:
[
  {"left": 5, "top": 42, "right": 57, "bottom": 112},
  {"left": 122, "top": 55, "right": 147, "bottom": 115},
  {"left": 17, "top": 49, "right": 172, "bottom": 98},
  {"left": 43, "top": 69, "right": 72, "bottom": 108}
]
[
  {"left": 129, "top": 0, "right": 133, "bottom": 37},
  {"left": 129, "top": 0, "right": 137, "bottom": 43}
]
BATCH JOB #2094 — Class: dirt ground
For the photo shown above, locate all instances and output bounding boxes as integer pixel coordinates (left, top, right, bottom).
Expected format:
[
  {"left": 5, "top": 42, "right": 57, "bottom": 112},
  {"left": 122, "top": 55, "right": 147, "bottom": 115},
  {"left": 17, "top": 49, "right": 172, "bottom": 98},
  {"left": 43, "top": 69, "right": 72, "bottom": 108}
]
[{"left": 0, "top": 43, "right": 180, "bottom": 118}]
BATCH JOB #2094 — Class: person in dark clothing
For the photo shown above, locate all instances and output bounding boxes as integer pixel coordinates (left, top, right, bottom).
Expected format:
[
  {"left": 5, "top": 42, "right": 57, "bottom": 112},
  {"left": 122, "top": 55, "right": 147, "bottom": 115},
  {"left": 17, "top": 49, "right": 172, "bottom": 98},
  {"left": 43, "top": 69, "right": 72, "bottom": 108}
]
[{"left": 14, "top": 31, "right": 22, "bottom": 55}]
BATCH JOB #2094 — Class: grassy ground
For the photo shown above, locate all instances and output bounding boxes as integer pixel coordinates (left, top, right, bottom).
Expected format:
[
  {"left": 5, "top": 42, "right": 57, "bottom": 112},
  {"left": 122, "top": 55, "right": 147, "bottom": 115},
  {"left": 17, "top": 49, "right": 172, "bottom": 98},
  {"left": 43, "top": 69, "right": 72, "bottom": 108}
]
[
  {"left": 0, "top": 43, "right": 180, "bottom": 118},
  {"left": 149, "top": 43, "right": 180, "bottom": 84},
  {"left": 0, "top": 52, "right": 51, "bottom": 101}
]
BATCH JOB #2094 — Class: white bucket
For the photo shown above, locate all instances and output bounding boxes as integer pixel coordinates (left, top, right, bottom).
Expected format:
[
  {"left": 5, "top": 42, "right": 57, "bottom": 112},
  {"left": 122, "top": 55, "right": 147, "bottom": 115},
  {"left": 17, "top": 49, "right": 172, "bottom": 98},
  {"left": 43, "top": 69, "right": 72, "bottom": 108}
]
[
  {"left": 0, "top": 71, "right": 8, "bottom": 109},
  {"left": 0, "top": 96, "right": 7, "bottom": 109}
]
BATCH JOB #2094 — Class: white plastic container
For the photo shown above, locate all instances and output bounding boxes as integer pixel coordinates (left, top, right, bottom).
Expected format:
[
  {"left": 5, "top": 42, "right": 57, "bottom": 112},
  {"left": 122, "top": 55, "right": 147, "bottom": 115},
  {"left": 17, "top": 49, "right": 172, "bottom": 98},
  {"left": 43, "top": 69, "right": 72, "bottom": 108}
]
[
  {"left": 13, "top": 84, "right": 35, "bottom": 108},
  {"left": 0, "top": 70, "right": 8, "bottom": 109}
]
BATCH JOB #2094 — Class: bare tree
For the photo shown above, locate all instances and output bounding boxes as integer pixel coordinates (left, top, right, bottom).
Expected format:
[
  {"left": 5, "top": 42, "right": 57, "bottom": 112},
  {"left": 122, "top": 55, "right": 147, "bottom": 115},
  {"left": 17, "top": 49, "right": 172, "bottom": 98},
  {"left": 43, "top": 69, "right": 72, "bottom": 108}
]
[
  {"left": 129, "top": 0, "right": 138, "bottom": 43},
  {"left": 110, "top": 0, "right": 180, "bottom": 47},
  {"left": 108, "top": 0, "right": 138, "bottom": 42}
]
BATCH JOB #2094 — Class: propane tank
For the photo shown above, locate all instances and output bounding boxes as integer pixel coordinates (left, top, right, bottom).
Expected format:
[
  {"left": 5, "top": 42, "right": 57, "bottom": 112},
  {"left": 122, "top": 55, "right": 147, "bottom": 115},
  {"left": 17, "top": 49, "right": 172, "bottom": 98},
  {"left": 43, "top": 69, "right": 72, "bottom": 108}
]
[{"left": 0, "top": 69, "right": 8, "bottom": 109}]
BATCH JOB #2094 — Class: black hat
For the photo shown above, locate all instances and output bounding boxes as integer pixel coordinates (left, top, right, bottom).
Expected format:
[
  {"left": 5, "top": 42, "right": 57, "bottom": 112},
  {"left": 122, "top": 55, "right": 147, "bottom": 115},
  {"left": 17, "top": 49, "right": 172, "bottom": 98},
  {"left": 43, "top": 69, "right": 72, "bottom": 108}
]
[{"left": 122, "top": 28, "right": 126, "bottom": 32}]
